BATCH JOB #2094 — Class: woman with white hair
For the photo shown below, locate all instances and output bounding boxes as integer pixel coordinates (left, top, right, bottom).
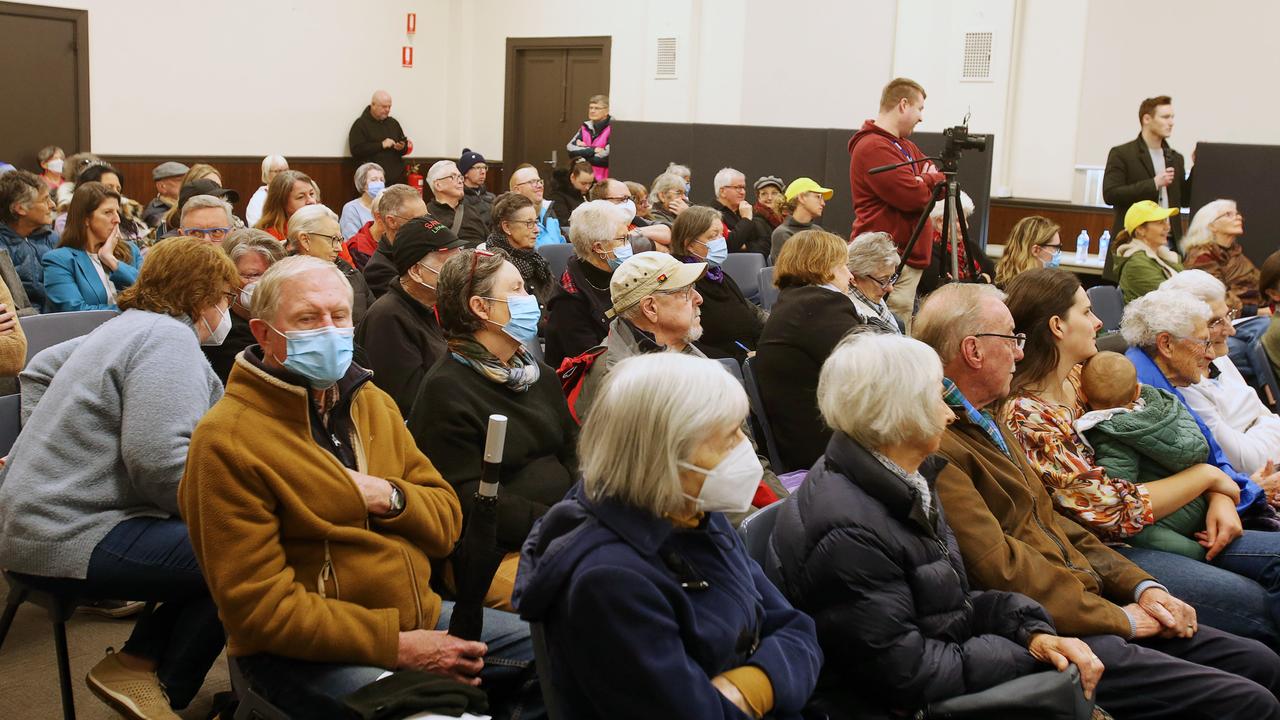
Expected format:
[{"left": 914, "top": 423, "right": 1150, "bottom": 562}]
[
  {"left": 288, "top": 204, "right": 374, "bottom": 323},
  {"left": 513, "top": 352, "right": 822, "bottom": 719},
  {"left": 771, "top": 332, "right": 1101, "bottom": 719},
  {"left": 922, "top": 190, "right": 992, "bottom": 292},
  {"left": 648, "top": 171, "right": 689, "bottom": 226},
  {"left": 847, "top": 231, "right": 904, "bottom": 334},
  {"left": 1183, "top": 199, "right": 1263, "bottom": 316},
  {"left": 339, "top": 162, "right": 385, "bottom": 241},
  {"left": 1004, "top": 270, "right": 1280, "bottom": 649},
  {"left": 1162, "top": 270, "right": 1280, "bottom": 480},
  {"left": 543, "top": 199, "right": 632, "bottom": 368},
  {"left": 244, "top": 154, "right": 288, "bottom": 228}
]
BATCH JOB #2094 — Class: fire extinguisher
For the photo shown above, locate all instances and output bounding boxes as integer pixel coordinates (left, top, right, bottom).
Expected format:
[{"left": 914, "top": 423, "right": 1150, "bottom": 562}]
[{"left": 407, "top": 163, "right": 424, "bottom": 196}]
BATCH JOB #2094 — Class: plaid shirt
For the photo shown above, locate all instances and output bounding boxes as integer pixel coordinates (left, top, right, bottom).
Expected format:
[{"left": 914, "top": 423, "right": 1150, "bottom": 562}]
[{"left": 942, "top": 377, "right": 1010, "bottom": 457}]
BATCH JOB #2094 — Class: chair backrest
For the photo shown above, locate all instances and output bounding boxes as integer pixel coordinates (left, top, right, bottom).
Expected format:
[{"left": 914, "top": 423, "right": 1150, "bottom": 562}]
[
  {"left": 742, "top": 356, "right": 787, "bottom": 472},
  {"left": 757, "top": 267, "right": 779, "bottom": 310},
  {"left": 738, "top": 499, "right": 785, "bottom": 567},
  {"left": 19, "top": 310, "right": 118, "bottom": 364},
  {"left": 228, "top": 657, "right": 292, "bottom": 720},
  {"left": 1094, "top": 331, "right": 1129, "bottom": 354},
  {"left": 721, "top": 253, "right": 766, "bottom": 304},
  {"left": 524, "top": 337, "right": 545, "bottom": 365},
  {"left": 1247, "top": 336, "right": 1280, "bottom": 411},
  {"left": 536, "top": 243, "right": 576, "bottom": 282},
  {"left": 1086, "top": 285, "right": 1124, "bottom": 333},
  {"left": 0, "top": 393, "right": 19, "bottom": 456},
  {"left": 531, "top": 622, "right": 567, "bottom": 720},
  {"left": 716, "top": 357, "right": 744, "bottom": 386}
]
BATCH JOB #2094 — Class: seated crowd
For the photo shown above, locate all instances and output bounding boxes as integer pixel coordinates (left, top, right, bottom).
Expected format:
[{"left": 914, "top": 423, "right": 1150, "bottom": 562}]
[{"left": 8, "top": 122, "right": 1280, "bottom": 720}]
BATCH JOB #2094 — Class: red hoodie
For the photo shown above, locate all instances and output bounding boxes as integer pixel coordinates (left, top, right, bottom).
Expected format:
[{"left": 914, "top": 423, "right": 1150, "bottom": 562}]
[{"left": 848, "top": 120, "right": 944, "bottom": 268}]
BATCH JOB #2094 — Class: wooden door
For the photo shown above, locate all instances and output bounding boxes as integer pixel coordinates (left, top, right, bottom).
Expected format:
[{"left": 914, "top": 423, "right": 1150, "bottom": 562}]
[
  {"left": 0, "top": 2, "right": 89, "bottom": 171},
  {"left": 503, "top": 37, "right": 610, "bottom": 186}
]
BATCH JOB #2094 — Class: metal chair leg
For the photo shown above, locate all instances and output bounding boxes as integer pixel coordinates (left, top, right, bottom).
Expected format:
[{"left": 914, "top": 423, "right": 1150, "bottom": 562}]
[
  {"left": 53, "top": 619, "right": 76, "bottom": 720},
  {"left": 0, "top": 584, "right": 30, "bottom": 650}
]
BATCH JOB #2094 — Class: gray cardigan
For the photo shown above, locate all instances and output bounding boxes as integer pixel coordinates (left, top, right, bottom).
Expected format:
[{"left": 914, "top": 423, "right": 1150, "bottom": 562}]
[{"left": 0, "top": 309, "right": 222, "bottom": 579}]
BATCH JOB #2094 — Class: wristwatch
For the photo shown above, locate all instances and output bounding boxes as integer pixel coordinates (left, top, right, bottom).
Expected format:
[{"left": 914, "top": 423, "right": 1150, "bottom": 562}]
[{"left": 385, "top": 484, "right": 406, "bottom": 518}]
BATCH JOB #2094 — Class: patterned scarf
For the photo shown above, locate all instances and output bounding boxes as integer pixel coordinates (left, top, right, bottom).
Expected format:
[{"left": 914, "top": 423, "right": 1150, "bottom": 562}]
[
  {"left": 684, "top": 255, "right": 723, "bottom": 283},
  {"left": 850, "top": 285, "right": 898, "bottom": 333},
  {"left": 942, "top": 377, "right": 1011, "bottom": 457},
  {"left": 486, "top": 232, "right": 552, "bottom": 289},
  {"left": 448, "top": 336, "right": 541, "bottom": 393},
  {"left": 752, "top": 201, "right": 786, "bottom": 229}
]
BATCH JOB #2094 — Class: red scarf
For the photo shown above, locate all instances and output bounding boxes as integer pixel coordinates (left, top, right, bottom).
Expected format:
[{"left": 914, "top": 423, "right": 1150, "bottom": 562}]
[{"left": 753, "top": 201, "right": 786, "bottom": 229}]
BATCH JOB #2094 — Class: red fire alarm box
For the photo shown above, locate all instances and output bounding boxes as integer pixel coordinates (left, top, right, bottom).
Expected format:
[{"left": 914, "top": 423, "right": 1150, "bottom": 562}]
[
  {"left": 402, "top": 46, "right": 413, "bottom": 68},
  {"left": 407, "top": 13, "right": 417, "bottom": 35}
]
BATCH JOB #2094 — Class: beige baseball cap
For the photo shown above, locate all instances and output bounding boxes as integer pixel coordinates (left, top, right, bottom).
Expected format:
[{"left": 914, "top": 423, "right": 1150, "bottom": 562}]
[{"left": 606, "top": 251, "right": 706, "bottom": 319}]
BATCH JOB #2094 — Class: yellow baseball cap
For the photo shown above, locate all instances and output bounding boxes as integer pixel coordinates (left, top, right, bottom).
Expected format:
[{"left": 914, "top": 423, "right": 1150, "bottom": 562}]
[
  {"left": 784, "top": 177, "right": 833, "bottom": 202},
  {"left": 1123, "top": 200, "right": 1178, "bottom": 235}
]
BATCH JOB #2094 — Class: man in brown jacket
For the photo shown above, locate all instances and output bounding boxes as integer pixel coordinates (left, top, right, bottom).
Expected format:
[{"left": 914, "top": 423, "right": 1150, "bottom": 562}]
[
  {"left": 915, "top": 282, "right": 1280, "bottom": 720},
  {"left": 180, "top": 256, "right": 541, "bottom": 719}
]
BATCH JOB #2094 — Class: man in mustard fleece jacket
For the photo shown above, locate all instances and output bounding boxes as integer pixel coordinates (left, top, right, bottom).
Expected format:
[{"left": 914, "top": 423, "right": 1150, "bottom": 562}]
[{"left": 180, "top": 256, "right": 542, "bottom": 719}]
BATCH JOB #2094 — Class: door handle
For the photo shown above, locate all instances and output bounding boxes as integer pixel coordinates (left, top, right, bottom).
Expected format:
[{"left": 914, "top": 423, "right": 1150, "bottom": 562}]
[{"left": 544, "top": 150, "right": 557, "bottom": 167}]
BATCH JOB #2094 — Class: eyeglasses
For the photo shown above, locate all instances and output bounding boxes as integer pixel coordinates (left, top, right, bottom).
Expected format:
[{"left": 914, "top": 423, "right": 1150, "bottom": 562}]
[
  {"left": 602, "top": 196, "right": 632, "bottom": 204},
  {"left": 437, "top": 173, "right": 463, "bottom": 183},
  {"left": 1039, "top": 243, "right": 1062, "bottom": 251},
  {"left": 1208, "top": 308, "right": 1240, "bottom": 330},
  {"left": 182, "top": 226, "right": 231, "bottom": 240},
  {"left": 516, "top": 178, "right": 544, "bottom": 188},
  {"left": 656, "top": 285, "right": 695, "bottom": 303},
  {"left": 1213, "top": 210, "right": 1242, "bottom": 223},
  {"left": 470, "top": 165, "right": 488, "bottom": 172},
  {"left": 973, "top": 332, "right": 1027, "bottom": 351},
  {"left": 724, "top": 185, "right": 746, "bottom": 192},
  {"left": 506, "top": 218, "right": 538, "bottom": 230},
  {"left": 466, "top": 249, "right": 497, "bottom": 298},
  {"left": 308, "top": 232, "right": 344, "bottom": 246},
  {"left": 865, "top": 271, "right": 899, "bottom": 290}
]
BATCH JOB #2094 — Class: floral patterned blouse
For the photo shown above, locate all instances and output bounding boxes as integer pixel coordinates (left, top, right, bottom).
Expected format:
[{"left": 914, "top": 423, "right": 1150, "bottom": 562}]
[{"left": 1002, "top": 374, "right": 1155, "bottom": 540}]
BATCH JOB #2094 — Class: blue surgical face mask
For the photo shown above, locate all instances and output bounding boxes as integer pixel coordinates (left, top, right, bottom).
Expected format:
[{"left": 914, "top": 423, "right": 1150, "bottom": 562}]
[
  {"left": 701, "top": 236, "right": 729, "bottom": 266},
  {"left": 267, "top": 323, "right": 355, "bottom": 388},
  {"left": 366, "top": 180, "right": 385, "bottom": 198},
  {"left": 605, "top": 241, "right": 633, "bottom": 270},
  {"left": 1045, "top": 248, "right": 1062, "bottom": 268},
  {"left": 684, "top": 182, "right": 692, "bottom": 195},
  {"left": 484, "top": 293, "right": 541, "bottom": 346}
]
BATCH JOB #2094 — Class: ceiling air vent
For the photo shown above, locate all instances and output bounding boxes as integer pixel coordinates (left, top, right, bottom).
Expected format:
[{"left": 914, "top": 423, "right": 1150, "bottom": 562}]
[
  {"left": 961, "top": 31, "right": 993, "bottom": 82},
  {"left": 655, "top": 37, "right": 677, "bottom": 79}
]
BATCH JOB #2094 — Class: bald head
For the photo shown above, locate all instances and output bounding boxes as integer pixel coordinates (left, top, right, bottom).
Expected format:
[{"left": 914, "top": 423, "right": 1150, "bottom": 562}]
[
  {"left": 370, "top": 91, "right": 392, "bottom": 120},
  {"left": 510, "top": 166, "right": 545, "bottom": 203}
]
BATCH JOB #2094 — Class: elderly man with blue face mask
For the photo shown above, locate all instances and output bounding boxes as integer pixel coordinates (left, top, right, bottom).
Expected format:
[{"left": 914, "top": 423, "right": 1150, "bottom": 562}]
[{"left": 180, "top": 255, "right": 543, "bottom": 719}]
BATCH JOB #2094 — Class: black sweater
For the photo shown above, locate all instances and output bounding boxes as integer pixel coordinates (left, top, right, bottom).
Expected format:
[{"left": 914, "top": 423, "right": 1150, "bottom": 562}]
[
  {"left": 544, "top": 257, "right": 614, "bottom": 369},
  {"left": 754, "top": 285, "right": 863, "bottom": 472},
  {"left": 348, "top": 106, "right": 407, "bottom": 184},
  {"left": 717, "top": 202, "right": 768, "bottom": 256},
  {"left": 202, "top": 310, "right": 256, "bottom": 384},
  {"left": 427, "top": 198, "right": 490, "bottom": 247},
  {"left": 693, "top": 271, "right": 764, "bottom": 363},
  {"left": 407, "top": 355, "right": 578, "bottom": 553},
  {"left": 355, "top": 283, "right": 446, "bottom": 416},
  {"left": 363, "top": 236, "right": 397, "bottom": 299}
]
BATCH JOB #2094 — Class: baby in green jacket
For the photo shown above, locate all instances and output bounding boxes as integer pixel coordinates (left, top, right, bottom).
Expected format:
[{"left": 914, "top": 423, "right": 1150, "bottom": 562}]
[{"left": 1075, "top": 352, "right": 1210, "bottom": 560}]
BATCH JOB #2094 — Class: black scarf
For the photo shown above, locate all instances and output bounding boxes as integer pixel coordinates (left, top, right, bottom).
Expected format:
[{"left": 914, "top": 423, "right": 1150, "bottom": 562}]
[{"left": 486, "top": 232, "right": 552, "bottom": 288}]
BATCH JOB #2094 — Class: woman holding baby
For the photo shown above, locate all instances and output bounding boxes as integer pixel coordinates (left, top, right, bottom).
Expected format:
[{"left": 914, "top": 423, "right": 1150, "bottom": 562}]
[{"left": 1001, "top": 267, "right": 1280, "bottom": 650}]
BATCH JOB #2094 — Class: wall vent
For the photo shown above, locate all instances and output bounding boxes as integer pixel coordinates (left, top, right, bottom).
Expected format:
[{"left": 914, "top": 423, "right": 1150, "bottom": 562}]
[
  {"left": 961, "top": 31, "right": 993, "bottom": 82},
  {"left": 655, "top": 37, "right": 677, "bottom": 79}
]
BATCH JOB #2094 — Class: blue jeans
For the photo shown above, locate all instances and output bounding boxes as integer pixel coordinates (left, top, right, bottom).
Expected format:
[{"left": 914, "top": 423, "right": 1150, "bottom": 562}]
[
  {"left": 237, "top": 602, "right": 543, "bottom": 719},
  {"left": 22, "top": 516, "right": 225, "bottom": 709},
  {"left": 1118, "top": 534, "right": 1280, "bottom": 651}
]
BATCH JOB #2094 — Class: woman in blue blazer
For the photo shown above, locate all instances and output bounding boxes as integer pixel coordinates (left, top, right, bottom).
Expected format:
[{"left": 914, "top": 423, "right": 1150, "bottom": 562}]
[{"left": 42, "top": 181, "right": 143, "bottom": 312}]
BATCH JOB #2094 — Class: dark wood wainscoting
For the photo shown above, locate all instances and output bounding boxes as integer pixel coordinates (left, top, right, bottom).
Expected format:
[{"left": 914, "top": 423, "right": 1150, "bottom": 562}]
[
  {"left": 987, "top": 198, "right": 1115, "bottom": 254},
  {"left": 102, "top": 156, "right": 506, "bottom": 220}
]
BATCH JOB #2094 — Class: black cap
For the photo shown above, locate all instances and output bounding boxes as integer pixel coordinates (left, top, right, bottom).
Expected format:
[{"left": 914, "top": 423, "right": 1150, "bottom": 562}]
[
  {"left": 393, "top": 215, "right": 468, "bottom": 275},
  {"left": 179, "top": 178, "right": 240, "bottom": 210}
]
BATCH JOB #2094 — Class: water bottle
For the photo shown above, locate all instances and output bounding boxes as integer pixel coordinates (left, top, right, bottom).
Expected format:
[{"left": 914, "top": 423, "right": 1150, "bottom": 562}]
[
  {"left": 1097, "top": 230, "right": 1111, "bottom": 263},
  {"left": 1075, "top": 230, "right": 1090, "bottom": 263}
]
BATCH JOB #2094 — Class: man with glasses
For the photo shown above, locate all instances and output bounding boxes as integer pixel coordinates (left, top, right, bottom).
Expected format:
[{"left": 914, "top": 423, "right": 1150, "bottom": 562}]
[
  {"left": 180, "top": 194, "right": 237, "bottom": 244},
  {"left": 509, "top": 164, "right": 563, "bottom": 246},
  {"left": 424, "top": 160, "right": 488, "bottom": 247},
  {"left": 712, "top": 167, "right": 767, "bottom": 256},
  {"left": 915, "top": 282, "right": 1280, "bottom": 720}
]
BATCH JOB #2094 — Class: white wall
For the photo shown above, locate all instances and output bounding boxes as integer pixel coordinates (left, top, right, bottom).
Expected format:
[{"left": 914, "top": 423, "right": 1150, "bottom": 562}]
[{"left": 14, "top": 0, "right": 1280, "bottom": 203}]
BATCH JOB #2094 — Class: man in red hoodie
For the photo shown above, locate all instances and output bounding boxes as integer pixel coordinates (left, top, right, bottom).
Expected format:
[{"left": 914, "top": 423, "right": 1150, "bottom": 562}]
[{"left": 849, "top": 77, "right": 944, "bottom": 332}]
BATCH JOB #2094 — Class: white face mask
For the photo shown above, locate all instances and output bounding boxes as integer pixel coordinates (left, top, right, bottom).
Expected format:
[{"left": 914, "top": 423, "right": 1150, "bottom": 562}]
[
  {"left": 678, "top": 436, "right": 762, "bottom": 514},
  {"left": 201, "top": 305, "right": 232, "bottom": 346},
  {"left": 46, "top": 159, "right": 64, "bottom": 174},
  {"left": 619, "top": 199, "right": 637, "bottom": 223},
  {"left": 239, "top": 281, "right": 257, "bottom": 311}
]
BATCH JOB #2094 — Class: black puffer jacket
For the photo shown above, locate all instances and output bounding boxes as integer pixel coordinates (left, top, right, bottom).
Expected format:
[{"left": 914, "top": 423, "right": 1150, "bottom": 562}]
[{"left": 769, "top": 432, "right": 1055, "bottom": 719}]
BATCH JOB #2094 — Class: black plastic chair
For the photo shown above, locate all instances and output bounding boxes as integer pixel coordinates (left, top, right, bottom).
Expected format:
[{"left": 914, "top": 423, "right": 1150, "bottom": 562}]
[
  {"left": 737, "top": 499, "right": 785, "bottom": 568},
  {"left": 716, "top": 357, "right": 744, "bottom": 386},
  {"left": 1086, "top": 285, "right": 1124, "bottom": 334},
  {"left": 0, "top": 572, "right": 81, "bottom": 719},
  {"left": 228, "top": 657, "right": 291, "bottom": 720},
  {"left": 742, "top": 357, "right": 787, "bottom": 473},
  {"left": 1247, "top": 336, "right": 1280, "bottom": 411},
  {"left": 19, "top": 310, "right": 117, "bottom": 365},
  {"left": 535, "top": 244, "right": 575, "bottom": 282},
  {"left": 722, "top": 253, "right": 766, "bottom": 304},
  {"left": 757, "top": 267, "right": 779, "bottom": 311}
]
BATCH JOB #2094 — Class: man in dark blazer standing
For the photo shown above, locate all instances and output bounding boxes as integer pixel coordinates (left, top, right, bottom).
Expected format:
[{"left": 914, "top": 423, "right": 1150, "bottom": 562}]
[{"left": 1101, "top": 95, "right": 1193, "bottom": 279}]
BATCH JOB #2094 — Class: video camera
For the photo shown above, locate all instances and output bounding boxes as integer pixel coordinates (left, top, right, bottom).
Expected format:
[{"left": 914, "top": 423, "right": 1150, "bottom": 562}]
[{"left": 940, "top": 123, "right": 989, "bottom": 171}]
